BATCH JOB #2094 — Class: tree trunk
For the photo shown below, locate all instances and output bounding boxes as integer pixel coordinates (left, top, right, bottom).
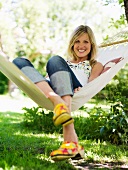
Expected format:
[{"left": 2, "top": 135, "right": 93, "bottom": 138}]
[{"left": 124, "top": 0, "right": 128, "bottom": 23}]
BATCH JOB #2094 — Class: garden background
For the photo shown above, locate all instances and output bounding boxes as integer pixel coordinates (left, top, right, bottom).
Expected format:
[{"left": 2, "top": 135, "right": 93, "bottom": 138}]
[{"left": 0, "top": 0, "right": 128, "bottom": 169}]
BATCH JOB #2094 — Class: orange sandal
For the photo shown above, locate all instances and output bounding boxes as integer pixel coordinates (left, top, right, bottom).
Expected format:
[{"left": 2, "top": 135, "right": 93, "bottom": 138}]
[
  {"left": 50, "top": 141, "right": 84, "bottom": 161},
  {"left": 53, "top": 103, "right": 74, "bottom": 126}
]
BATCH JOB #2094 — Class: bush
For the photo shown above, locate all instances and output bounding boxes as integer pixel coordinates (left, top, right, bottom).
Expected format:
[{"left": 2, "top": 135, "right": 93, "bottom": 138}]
[
  {"left": 100, "top": 102, "right": 128, "bottom": 145},
  {"left": 0, "top": 72, "right": 8, "bottom": 94},
  {"left": 74, "top": 107, "right": 107, "bottom": 141},
  {"left": 78, "top": 94, "right": 128, "bottom": 145},
  {"left": 23, "top": 100, "right": 127, "bottom": 145},
  {"left": 23, "top": 107, "right": 62, "bottom": 134}
]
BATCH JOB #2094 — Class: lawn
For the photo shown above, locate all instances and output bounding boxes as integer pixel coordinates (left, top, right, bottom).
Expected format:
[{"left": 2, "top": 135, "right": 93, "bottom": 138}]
[{"left": 0, "top": 109, "right": 128, "bottom": 170}]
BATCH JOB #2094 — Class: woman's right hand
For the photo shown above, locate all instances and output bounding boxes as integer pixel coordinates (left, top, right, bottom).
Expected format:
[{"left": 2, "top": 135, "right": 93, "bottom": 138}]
[{"left": 74, "top": 87, "right": 81, "bottom": 93}]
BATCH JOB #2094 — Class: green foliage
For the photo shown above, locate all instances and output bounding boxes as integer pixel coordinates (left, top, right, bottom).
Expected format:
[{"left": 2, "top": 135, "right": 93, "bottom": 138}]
[
  {"left": 100, "top": 101, "right": 128, "bottom": 145},
  {"left": 23, "top": 107, "right": 62, "bottom": 134},
  {"left": 119, "top": 0, "right": 124, "bottom": 4},
  {"left": 78, "top": 101, "right": 127, "bottom": 145},
  {"left": 103, "top": 0, "right": 123, "bottom": 5},
  {"left": 0, "top": 72, "right": 8, "bottom": 94},
  {"left": 85, "top": 65, "right": 128, "bottom": 145},
  {"left": 1, "top": 111, "right": 128, "bottom": 169},
  {"left": 23, "top": 97, "right": 128, "bottom": 145},
  {"left": 109, "top": 14, "right": 126, "bottom": 29},
  {"left": 31, "top": 54, "right": 51, "bottom": 75},
  {"left": 0, "top": 112, "right": 75, "bottom": 170},
  {"left": 0, "top": 0, "right": 122, "bottom": 59},
  {"left": 75, "top": 107, "right": 107, "bottom": 141},
  {"left": 22, "top": 62, "right": 128, "bottom": 145}
]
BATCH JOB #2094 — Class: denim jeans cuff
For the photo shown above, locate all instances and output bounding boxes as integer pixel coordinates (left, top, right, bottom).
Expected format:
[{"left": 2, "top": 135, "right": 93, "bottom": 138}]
[
  {"left": 21, "top": 66, "right": 46, "bottom": 83},
  {"left": 50, "top": 71, "right": 73, "bottom": 96}
]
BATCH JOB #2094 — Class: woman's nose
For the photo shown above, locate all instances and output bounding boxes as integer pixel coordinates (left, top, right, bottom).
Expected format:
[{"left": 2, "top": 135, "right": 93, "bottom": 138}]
[{"left": 78, "top": 42, "right": 85, "bottom": 48}]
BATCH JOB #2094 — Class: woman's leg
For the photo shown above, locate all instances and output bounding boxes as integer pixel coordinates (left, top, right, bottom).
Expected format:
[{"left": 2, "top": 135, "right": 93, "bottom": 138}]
[
  {"left": 46, "top": 56, "right": 82, "bottom": 143},
  {"left": 47, "top": 56, "right": 84, "bottom": 161},
  {"left": 12, "top": 58, "right": 65, "bottom": 106},
  {"left": 61, "top": 95, "right": 78, "bottom": 142},
  {"left": 35, "top": 81, "right": 66, "bottom": 106},
  {"left": 13, "top": 57, "right": 83, "bottom": 160},
  {"left": 13, "top": 57, "right": 73, "bottom": 127}
]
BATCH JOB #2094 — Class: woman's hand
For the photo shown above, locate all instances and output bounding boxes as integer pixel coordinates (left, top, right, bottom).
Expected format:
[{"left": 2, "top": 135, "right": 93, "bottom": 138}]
[{"left": 74, "top": 87, "right": 81, "bottom": 93}]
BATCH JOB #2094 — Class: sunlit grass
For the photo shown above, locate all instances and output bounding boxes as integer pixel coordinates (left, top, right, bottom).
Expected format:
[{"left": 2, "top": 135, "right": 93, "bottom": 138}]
[{"left": 0, "top": 111, "right": 128, "bottom": 170}]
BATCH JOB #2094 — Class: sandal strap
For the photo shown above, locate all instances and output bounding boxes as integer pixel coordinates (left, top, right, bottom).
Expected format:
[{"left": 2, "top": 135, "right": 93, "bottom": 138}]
[
  {"left": 53, "top": 103, "right": 69, "bottom": 118},
  {"left": 53, "top": 103, "right": 73, "bottom": 126}
]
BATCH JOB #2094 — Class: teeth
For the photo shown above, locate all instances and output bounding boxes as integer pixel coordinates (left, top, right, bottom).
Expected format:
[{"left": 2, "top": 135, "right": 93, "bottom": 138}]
[{"left": 79, "top": 50, "right": 85, "bottom": 52}]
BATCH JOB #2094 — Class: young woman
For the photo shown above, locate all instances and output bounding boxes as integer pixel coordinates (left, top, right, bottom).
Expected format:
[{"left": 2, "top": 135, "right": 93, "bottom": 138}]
[{"left": 13, "top": 25, "right": 103, "bottom": 161}]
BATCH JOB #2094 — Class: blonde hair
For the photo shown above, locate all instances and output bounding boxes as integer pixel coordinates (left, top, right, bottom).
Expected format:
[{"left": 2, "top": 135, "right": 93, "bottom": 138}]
[{"left": 67, "top": 25, "right": 98, "bottom": 67}]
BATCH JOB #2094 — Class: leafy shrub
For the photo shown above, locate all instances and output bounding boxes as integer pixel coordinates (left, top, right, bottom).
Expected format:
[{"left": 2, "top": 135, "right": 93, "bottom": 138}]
[
  {"left": 78, "top": 94, "right": 128, "bottom": 145},
  {"left": 23, "top": 98, "right": 127, "bottom": 145},
  {"left": 100, "top": 100, "right": 128, "bottom": 145},
  {"left": 74, "top": 107, "right": 107, "bottom": 141},
  {"left": 22, "top": 73, "right": 128, "bottom": 145},
  {"left": 23, "top": 107, "right": 62, "bottom": 134},
  {"left": 0, "top": 72, "right": 8, "bottom": 94}
]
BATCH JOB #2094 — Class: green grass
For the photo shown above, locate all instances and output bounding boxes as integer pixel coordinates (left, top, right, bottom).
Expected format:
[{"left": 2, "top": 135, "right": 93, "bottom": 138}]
[{"left": 0, "top": 111, "right": 128, "bottom": 170}]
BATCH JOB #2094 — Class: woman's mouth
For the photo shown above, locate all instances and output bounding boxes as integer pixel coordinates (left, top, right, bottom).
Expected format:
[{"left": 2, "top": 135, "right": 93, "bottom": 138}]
[{"left": 78, "top": 49, "right": 85, "bottom": 53}]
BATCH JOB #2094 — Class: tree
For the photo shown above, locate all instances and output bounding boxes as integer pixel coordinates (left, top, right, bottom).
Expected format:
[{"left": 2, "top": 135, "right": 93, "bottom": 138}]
[
  {"left": 0, "top": 0, "right": 114, "bottom": 61},
  {"left": 124, "top": 0, "right": 128, "bottom": 22},
  {"left": 104, "top": 0, "right": 128, "bottom": 23}
]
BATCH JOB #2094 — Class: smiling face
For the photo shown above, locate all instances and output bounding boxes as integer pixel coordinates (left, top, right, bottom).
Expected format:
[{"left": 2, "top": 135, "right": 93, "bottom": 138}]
[
  {"left": 67, "top": 25, "right": 97, "bottom": 66},
  {"left": 73, "top": 33, "right": 91, "bottom": 61}
]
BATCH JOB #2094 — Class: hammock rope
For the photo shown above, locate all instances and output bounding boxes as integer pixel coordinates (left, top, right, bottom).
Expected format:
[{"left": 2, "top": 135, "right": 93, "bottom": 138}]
[
  {"left": 99, "top": 39, "right": 128, "bottom": 48},
  {"left": 0, "top": 40, "right": 128, "bottom": 111},
  {"left": 99, "top": 26, "right": 128, "bottom": 47}
]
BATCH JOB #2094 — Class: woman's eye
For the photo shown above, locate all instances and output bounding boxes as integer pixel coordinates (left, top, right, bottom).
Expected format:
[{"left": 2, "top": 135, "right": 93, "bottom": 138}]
[
  {"left": 84, "top": 41, "right": 88, "bottom": 43},
  {"left": 75, "top": 40, "right": 79, "bottom": 43}
]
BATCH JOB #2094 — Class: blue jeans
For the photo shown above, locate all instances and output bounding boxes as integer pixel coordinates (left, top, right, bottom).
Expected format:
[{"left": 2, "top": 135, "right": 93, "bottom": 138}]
[{"left": 13, "top": 55, "right": 82, "bottom": 97}]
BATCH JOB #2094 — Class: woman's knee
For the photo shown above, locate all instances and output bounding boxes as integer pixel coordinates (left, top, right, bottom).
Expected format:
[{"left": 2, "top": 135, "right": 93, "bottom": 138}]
[
  {"left": 13, "top": 57, "right": 34, "bottom": 69},
  {"left": 46, "top": 55, "right": 66, "bottom": 71},
  {"left": 47, "top": 55, "right": 63, "bottom": 65}
]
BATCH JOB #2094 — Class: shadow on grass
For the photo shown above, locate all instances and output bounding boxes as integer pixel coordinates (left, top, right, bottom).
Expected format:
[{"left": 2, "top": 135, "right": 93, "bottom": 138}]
[
  {"left": 0, "top": 111, "right": 128, "bottom": 170},
  {"left": 70, "top": 159, "right": 128, "bottom": 170},
  {"left": 0, "top": 111, "right": 75, "bottom": 170}
]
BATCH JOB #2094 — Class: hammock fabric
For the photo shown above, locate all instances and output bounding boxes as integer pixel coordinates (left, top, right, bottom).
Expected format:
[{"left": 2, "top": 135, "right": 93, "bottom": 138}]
[{"left": 0, "top": 41, "right": 128, "bottom": 111}]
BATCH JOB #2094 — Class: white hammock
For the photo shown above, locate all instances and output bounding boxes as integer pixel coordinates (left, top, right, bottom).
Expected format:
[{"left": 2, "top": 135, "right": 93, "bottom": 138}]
[{"left": 0, "top": 41, "right": 128, "bottom": 111}]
